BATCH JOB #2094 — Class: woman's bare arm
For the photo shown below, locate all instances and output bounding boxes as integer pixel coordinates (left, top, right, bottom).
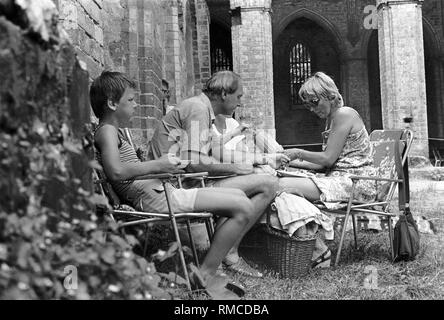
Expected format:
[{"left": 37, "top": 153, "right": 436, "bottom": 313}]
[{"left": 285, "top": 108, "right": 358, "bottom": 168}]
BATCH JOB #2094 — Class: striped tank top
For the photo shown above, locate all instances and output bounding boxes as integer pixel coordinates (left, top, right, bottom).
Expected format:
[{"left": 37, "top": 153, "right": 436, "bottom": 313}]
[{"left": 95, "top": 126, "right": 141, "bottom": 199}]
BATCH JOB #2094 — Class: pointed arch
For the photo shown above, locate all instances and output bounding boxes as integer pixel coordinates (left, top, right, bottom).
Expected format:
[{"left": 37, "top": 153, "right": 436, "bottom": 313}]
[
  {"left": 273, "top": 8, "right": 347, "bottom": 61},
  {"left": 361, "top": 17, "right": 442, "bottom": 60}
]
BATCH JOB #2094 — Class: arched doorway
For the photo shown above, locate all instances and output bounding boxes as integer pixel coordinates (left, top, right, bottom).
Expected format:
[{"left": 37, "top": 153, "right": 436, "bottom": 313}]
[
  {"left": 423, "top": 22, "right": 444, "bottom": 157},
  {"left": 273, "top": 17, "right": 341, "bottom": 147},
  {"left": 210, "top": 21, "right": 232, "bottom": 74}
]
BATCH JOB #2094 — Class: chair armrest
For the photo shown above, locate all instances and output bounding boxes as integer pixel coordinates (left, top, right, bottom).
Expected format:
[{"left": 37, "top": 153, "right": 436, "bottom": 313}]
[
  {"left": 132, "top": 173, "right": 175, "bottom": 180},
  {"left": 349, "top": 175, "right": 402, "bottom": 183},
  {"left": 206, "top": 174, "right": 238, "bottom": 179},
  {"left": 133, "top": 172, "right": 210, "bottom": 181},
  {"left": 178, "top": 172, "right": 209, "bottom": 179}
]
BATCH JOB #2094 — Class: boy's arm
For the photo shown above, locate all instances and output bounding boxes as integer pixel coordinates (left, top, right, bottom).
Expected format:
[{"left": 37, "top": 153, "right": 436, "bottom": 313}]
[{"left": 95, "top": 125, "right": 181, "bottom": 181}]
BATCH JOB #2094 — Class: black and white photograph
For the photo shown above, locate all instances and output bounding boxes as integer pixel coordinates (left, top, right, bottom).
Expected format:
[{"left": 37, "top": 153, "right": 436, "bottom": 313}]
[{"left": 0, "top": 0, "right": 443, "bottom": 306}]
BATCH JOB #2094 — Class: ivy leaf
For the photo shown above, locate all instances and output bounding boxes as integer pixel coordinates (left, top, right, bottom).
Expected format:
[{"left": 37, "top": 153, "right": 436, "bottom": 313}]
[
  {"left": 88, "top": 276, "right": 100, "bottom": 287},
  {"left": 90, "top": 231, "right": 105, "bottom": 244},
  {"left": 88, "top": 160, "right": 103, "bottom": 171},
  {"left": 125, "top": 235, "right": 139, "bottom": 247},
  {"left": 32, "top": 118, "right": 48, "bottom": 139},
  {"left": 100, "top": 246, "right": 116, "bottom": 265},
  {"left": 16, "top": 242, "right": 32, "bottom": 269},
  {"left": 0, "top": 244, "right": 8, "bottom": 261},
  {"left": 109, "top": 234, "right": 130, "bottom": 250},
  {"left": 63, "top": 141, "right": 82, "bottom": 154},
  {"left": 135, "top": 257, "right": 148, "bottom": 271}
]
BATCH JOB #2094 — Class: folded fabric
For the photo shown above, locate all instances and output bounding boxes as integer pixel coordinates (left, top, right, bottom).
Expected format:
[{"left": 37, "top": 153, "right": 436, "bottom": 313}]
[{"left": 271, "top": 192, "right": 334, "bottom": 240}]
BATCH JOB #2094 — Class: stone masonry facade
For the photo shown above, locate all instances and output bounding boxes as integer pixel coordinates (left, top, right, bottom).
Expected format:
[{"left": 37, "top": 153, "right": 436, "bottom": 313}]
[
  {"left": 211, "top": 0, "right": 444, "bottom": 158},
  {"left": 55, "top": 0, "right": 211, "bottom": 152},
  {"left": 230, "top": 0, "right": 275, "bottom": 136},
  {"left": 51, "top": 0, "right": 444, "bottom": 159}
]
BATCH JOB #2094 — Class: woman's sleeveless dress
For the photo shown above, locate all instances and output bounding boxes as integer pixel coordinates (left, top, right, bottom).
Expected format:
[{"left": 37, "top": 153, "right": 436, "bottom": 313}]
[{"left": 310, "top": 125, "right": 380, "bottom": 203}]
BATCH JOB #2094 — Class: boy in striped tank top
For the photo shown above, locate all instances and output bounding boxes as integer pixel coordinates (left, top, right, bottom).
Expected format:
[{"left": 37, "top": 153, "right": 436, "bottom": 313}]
[{"left": 91, "top": 71, "right": 253, "bottom": 295}]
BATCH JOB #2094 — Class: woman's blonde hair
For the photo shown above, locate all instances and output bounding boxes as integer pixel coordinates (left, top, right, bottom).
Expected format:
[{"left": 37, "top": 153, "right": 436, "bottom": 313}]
[{"left": 298, "top": 72, "right": 344, "bottom": 108}]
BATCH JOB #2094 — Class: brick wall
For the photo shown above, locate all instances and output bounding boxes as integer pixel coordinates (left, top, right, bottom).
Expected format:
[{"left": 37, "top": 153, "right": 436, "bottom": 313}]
[
  {"left": 55, "top": 0, "right": 211, "bottom": 152},
  {"left": 193, "top": 0, "right": 211, "bottom": 91},
  {"left": 56, "top": 0, "right": 106, "bottom": 79},
  {"left": 269, "top": 0, "right": 443, "bottom": 154}
]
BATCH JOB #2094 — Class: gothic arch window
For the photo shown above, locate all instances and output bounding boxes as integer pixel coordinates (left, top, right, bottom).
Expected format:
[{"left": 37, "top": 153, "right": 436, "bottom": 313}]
[
  {"left": 289, "top": 42, "right": 312, "bottom": 105},
  {"left": 211, "top": 47, "right": 232, "bottom": 73},
  {"left": 210, "top": 22, "right": 233, "bottom": 73}
]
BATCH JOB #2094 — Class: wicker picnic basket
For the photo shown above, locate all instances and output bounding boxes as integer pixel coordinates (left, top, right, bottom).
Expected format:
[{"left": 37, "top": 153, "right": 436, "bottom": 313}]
[{"left": 262, "top": 208, "right": 317, "bottom": 278}]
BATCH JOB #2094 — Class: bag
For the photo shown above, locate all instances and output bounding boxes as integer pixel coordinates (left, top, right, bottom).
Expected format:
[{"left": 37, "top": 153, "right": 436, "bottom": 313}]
[
  {"left": 393, "top": 207, "right": 420, "bottom": 262},
  {"left": 392, "top": 136, "right": 419, "bottom": 262}
]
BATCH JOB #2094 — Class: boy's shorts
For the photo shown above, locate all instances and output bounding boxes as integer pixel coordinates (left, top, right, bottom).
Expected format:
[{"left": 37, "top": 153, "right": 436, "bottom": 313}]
[{"left": 131, "top": 180, "right": 198, "bottom": 213}]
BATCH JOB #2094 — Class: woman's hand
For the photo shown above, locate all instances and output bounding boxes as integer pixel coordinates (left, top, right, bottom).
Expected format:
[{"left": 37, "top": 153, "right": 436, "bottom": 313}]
[
  {"left": 266, "top": 153, "right": 290, "bottom": 169},
  {"left": 284, "top": 148, "right": 303, "bottom": 161}
]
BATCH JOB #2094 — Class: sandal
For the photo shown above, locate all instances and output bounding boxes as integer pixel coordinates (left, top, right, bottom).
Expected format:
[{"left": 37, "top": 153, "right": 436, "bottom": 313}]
[
  {"left": 223, "top": 257, "right": 264, "bottom": 278},
  {"left": 311, "top": 249, "right": 331, "bottom": 269}
]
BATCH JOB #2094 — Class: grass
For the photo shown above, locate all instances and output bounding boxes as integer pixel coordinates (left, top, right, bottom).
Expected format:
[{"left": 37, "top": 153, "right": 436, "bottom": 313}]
[
  {"left": 229, "top": 179, "right": 444, "bottom": 300},
  {"left": 146, "top": 179, "right": 444, "bottom": 300}
]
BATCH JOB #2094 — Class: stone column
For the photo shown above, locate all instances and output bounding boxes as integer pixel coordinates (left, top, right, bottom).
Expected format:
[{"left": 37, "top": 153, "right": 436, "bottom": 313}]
[
  {"left": 343, "top": 57, "right": 372, "bottom": 131},
  {"left": 163, "top": 0, "right": 182, "bottom": 105},
  {"left": 377, "top": 0, "right": 428, "bottom": 158},
  {"left": 230, "top": 0, "right": 275, "bottom": 138},
  {"left": 193, "top": 0, "right": 211, "bottom": 92}
]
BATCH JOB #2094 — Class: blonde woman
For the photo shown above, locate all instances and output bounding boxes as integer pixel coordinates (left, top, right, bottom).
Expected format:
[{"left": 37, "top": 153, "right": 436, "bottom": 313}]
[{"left": 280, "top": 72, "right": 378, "bottom": 267}]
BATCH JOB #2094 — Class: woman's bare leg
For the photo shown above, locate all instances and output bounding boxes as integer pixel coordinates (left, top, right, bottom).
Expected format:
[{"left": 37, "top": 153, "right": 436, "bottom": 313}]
[{"left": 278, "top": 177, "right": 321, "bottom": 201}]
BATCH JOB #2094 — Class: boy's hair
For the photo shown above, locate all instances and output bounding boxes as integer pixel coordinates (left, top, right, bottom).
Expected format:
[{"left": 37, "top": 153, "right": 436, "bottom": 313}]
[
  {"left": 90, "top": 71, "right": 137, "bottom": 119},
  {"left": 203, "top": 70, "right": 241, "bottom": 100},
  {"left": 299, "top": 72, "right": 344, "bottom": 108}
]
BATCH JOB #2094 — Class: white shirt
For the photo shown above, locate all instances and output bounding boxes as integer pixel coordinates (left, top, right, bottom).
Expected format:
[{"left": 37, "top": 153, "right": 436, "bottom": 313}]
[{"left": 211, "top": 118, "right": 248, "bottom": 151}]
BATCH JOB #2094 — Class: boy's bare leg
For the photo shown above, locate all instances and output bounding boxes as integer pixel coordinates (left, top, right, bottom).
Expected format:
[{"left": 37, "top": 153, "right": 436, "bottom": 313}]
[{"left": 193, "top": 188, "right": 254, "bottom": 280}]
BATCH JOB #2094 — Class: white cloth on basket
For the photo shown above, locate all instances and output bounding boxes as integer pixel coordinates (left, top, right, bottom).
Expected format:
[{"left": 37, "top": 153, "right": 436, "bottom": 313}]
[{"left": 272, "top": 192, "right": 334, "bottom": 240}]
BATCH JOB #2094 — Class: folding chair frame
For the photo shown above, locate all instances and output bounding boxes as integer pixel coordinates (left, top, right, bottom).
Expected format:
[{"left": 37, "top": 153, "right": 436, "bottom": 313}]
[
  {"left": 91, "top": 127, "right": 215, "bottom": 291},
  {"left": 432, "top": 147, "right": 443, "bottom": 167}
]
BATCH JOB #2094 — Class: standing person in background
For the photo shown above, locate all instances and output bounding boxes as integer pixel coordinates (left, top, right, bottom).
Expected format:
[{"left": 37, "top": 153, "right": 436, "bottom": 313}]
[{"left": 161, "top": 79, "right": 175, "bottom": 115}]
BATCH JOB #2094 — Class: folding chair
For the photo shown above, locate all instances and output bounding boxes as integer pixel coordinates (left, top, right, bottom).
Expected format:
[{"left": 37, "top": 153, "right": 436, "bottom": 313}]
[
  {"left": 319, "top": 129, "right": 413, "bottom": 266},
  {"left": 90, "top": 127, "right": 215, "bottom": 291},
  {"left": 432, "top": 147, "right": 443, "bottom": 167}
]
